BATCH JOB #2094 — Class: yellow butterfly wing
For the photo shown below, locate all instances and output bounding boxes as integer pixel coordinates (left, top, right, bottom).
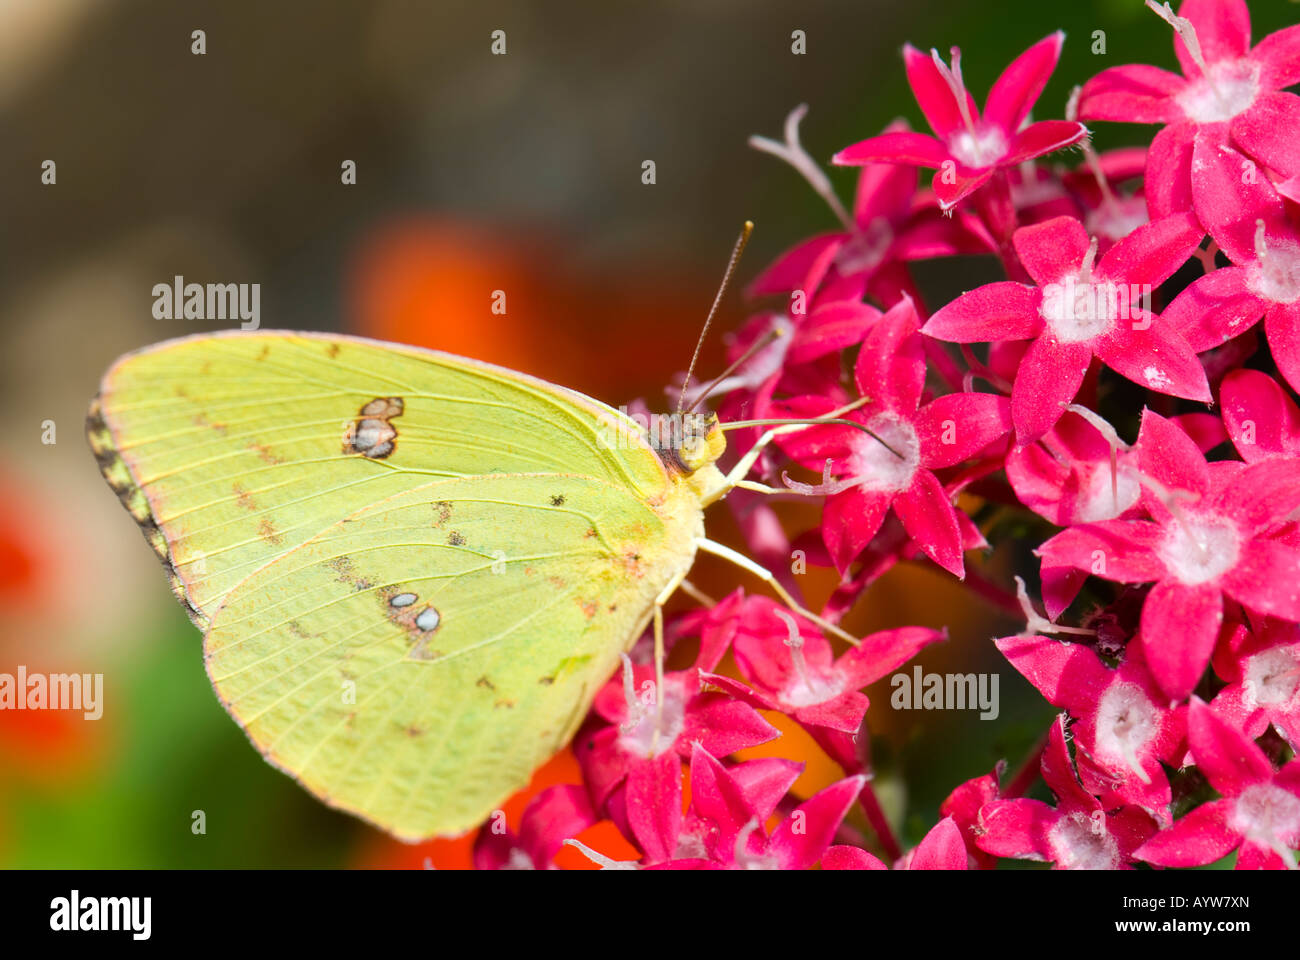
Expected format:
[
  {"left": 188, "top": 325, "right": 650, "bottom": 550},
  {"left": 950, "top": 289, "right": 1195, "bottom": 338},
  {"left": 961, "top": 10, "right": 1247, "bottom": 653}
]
[
  {"left": 88, "top": 330, "right": 713, "bottom": 839},
  {"left": 88, "top": 331, "right": 671, "bottom": 625}
]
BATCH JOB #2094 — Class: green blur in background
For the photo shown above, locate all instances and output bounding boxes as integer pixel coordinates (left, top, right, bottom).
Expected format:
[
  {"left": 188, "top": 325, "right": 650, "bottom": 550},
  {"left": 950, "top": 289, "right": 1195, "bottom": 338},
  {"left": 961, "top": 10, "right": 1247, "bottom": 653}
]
[{"left": 1, "top": 0, "right": 1292, "bottom": 868}]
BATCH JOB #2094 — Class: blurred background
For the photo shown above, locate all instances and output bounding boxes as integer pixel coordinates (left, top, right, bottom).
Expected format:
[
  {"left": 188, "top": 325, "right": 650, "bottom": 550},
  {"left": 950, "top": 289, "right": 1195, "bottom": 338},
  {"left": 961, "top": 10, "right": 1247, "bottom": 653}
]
[{"left": 2, "top": 0, "right": 1294, "bottom": 868}]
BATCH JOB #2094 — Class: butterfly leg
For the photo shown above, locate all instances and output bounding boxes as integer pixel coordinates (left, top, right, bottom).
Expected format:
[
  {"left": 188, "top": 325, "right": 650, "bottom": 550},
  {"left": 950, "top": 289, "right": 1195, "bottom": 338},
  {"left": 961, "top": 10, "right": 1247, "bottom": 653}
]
[
  {"left": 649, "top": 567, "right": 690, "bottom": 753},
  {"left": 694, "top": 537, "right": 859, "bottom": 647}
]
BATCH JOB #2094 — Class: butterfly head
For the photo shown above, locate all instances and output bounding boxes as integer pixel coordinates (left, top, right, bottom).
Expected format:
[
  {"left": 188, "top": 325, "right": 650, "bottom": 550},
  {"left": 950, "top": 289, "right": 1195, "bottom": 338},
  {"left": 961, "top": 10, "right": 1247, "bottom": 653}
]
[{"left": 674, "top": 413, "right": 725, "bottom": 474}]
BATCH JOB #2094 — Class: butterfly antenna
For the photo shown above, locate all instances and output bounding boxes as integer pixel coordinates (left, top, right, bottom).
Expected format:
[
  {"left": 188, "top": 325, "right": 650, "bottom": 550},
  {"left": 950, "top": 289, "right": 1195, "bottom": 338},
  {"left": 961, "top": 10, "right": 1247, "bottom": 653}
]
[
  {"left": 685, "top": 324, "right": 786, "bottom": 414},
  {"left": 677, "top": 220, "right": 754, "bottom": 416}
]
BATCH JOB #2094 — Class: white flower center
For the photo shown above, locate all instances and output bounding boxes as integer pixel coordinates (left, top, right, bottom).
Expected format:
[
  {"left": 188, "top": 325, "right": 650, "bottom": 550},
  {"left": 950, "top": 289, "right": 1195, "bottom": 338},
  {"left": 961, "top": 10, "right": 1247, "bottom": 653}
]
[
  {"left": 1245, "top": 647, "right": 1300, "bottom": 709},
  {"left": 1048, "top": 809, "right": 1122, "bottom": 870},
  {"left": 1094, "top": 681, "right": 1159, "bottom": 782},
  {"left": 1247, "top": 236, "right": 1300, "bottom": 305},
  {"left": 1157, "top": 513, "right": 1241, "bottom": 586},
  {"left": 836, "top": 217, "right": 894, "bottom": 275},
  {"left": 1086, "top": 198, "right": 1148, "bottom": 246},
  {"left": 847, "top": 412, "right": 920, "bottom": 493},
  {"left": 1041, "top": 275, "right": 1124, "bottom": 343},
  {"left": 1229, "top": 782, "right": 1300, "bottom": 868},
  {"left": 620, "top": 672, "right": 686, "bottom": 758},
  {"left": 1074, "top": 461, "right": 1141, "bottom": 522},
  {"left": 948, "top": 124, "right": 1008, "bottom": 170},
  {"left": 1177, "top": 58, "right": 1260, "bottom": 124}
]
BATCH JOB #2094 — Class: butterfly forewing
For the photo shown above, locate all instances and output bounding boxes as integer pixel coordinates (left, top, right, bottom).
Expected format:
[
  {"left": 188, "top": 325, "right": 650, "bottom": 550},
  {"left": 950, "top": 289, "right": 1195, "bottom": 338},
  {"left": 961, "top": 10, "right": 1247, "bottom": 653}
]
[{"left": 90, "top": 331, "right": 670, "bottom": 624}]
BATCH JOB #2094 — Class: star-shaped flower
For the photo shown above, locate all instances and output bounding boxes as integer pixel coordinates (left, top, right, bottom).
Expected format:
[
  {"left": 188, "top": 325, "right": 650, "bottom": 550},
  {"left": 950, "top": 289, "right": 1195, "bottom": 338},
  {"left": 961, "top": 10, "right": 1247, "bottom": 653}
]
[
  {"left": 1036, "top": 409, "right": 1300, "bottom": 700},
  {"left": 976, "top": 715, "right": 1159, "bottom": 869},
  {"left": 770, "top": 296, "right": 1013, "bottom": 575},
  {"left": 1136, "top": 698, "right": 1300, "bottom": 870},
  {"left": 923, "top": 214, "right": 1209, "bottom": 441},
  {"left": 835, "top": 33, "right": 1087, "bottom": 211},
  {"left": 1078, "top": 0, "right": 1300, "bottom": 216}
]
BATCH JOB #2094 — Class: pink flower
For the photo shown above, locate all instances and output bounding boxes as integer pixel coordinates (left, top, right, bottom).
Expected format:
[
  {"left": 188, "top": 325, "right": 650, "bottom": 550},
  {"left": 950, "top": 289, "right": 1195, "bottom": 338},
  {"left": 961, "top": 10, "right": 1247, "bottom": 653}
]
[
  {"left": 1036, "top": 409, "right": 1300, "bottom": 700},
  {"left": 770, "top": 296, "right": 1013, "bottom": 575},
  {"left": 1161, "top": 153, "right": 1300, "bottom": 392},
  {"left": 634, "top": 744, "right": 803, "bottom": 868},
  {"left": 651, "top": 745, "right": 866, "bottom": 870},
  {"left": 976, "top": 716, "right": 1159, "bottom": 869},
  {"left": 1078, "top": 0, "right": 1300, "bottom": 216},
  {"left": 923, "top": 214, "right": 1209, "bottom": 442},
  {"left": 995, "top": 631, "right": 1187, "bottom": 817},
  {"left": 1006, "top": 409, "right": 1145, "bottom": 526},
  {"left": 698, "top": 593, "right": 945, "bottom": 734},
  {"left": 834, "top": 33, "right": 1087, "bottom": 211},
  {"left": 472, "top": 785, "right": 596, "bottom": 870},
  {"left": 1210, "top": 616, "right": 1300, "bottom": 751},
  {"left": 576, "top": 659, "right": 778, "bottom": 861},
  {"left": 1135, "top": 698, "right": 1300, "bottom": 869}
]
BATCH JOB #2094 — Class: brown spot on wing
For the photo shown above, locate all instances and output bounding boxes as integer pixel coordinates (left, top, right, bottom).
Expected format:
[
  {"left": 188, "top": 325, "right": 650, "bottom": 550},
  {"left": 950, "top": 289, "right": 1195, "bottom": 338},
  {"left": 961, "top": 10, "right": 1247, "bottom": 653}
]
[
  {"left": 448, "top": 531, "right": 466, "bottom": 547},
  {"left": 344, "top": 396, "right": 404, "bottom": 459},
  {"left": 257, "top": 518, "right": 284, "bottom": 545}
]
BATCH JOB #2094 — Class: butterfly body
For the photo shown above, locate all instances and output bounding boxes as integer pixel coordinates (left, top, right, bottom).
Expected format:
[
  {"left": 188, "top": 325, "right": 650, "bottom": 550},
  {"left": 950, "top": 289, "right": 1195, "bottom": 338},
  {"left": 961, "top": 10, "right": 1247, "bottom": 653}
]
[{"left": 88, "top": 330, "right": 724, "bottom": 840}]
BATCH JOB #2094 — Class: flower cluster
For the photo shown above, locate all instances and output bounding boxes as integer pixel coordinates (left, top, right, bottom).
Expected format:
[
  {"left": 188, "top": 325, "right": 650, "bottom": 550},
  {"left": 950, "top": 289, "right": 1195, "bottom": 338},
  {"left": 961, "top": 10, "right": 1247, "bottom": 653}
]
[{"left": 479, "top": 0, "right": 1300, "bottom": 870}]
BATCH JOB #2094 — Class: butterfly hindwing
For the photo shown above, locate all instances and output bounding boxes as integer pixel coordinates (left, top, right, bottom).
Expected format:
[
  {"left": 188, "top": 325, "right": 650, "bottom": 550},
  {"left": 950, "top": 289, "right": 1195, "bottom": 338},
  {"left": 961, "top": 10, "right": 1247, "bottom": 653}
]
[{"left": 203, "top": 472, "right": 696, "bottom": 840}]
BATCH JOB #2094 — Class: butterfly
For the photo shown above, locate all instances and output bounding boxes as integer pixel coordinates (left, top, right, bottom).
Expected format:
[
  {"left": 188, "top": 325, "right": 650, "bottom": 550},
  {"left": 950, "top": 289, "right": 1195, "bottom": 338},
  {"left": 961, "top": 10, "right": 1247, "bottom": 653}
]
[{"left": 86, "top": 225, "right": 861, "bottom": 841}]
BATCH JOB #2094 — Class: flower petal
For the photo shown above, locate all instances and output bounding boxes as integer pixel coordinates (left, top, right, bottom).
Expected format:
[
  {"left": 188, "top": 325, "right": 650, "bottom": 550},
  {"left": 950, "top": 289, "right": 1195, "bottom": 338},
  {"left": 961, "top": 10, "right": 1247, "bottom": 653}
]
[
  {"left": 1077, "top": 64, "right": 1186, "bottom": 124},
  {"left": 1162, "top": 266, "right": 1263, "bottom": 353},
  {"left": 1011, "top": 336, "right": 1093, "bottom": 442},
  {"left": 747, "top": 234, "right": 846, "bottom": 297},
  {"left": 975, "top": 799, "right": 1057, "bottom": 861},
  {"left": 1002, "top": 121, "right": 1088, "bottom": 168},
  {"left": 1134, "top": 799, "right": 1240, "bottom": 867},
  {"left": 1265, "top": 301, "right": 1300, "bottom": 395},
  {"left": 1220, "top": 539, "right": 1300, "bottom": 622},
  {"left": 1145, "top": 122, "right": 1197, "bottom": 219},
  {"left": 984, "top": 32, "right": 1065, "bottom": 133},
  {"left": 1013, "top": 215, "right": 1091, "bottom": 286},
  {"left": 1140, "top": 580, "right": 1223, "bottom": 701},
  {"left": 624, "top": 751, "right": 683, "bottom": 864},
  {"left": 770, "top": 775, "right": 867, "bottom": 870},
  {"left": 906, "top": 816, "right": 970, "bottom": 869},
  {"left": 1192, "top": 132, "right": 1290, "bottom": 261},
  {"left": 1212, "top": 457, "right": 1300, "bottom": 532},
  {"left": 1035, "top": 519, "right": 1169, "bottom": 583},
  {"left": 1098, "top": 211, "right": 1204, "bottom": 289},
  {"left": 833, "top": 131, "right": 951, "bottom": 169},
  {"left": 1173, "top": 0, "right": 1252, "bottom": 79},
  {"left": 902, "top": 43, "right": 977, "bottom": 140},
  {"left": 822, "top": 845, "right": 888, "bottom": 869},
  {"left": 1250, "top": 23, "right": 1300, "bottom": 90},
  {"left": 916, "top": 392, "right": 1013, "bottom": 468},
  {"left": 836, "top": 625, "right": 947, "bottom": 689},
  {"left": 922, "top": 282, "right": 1041, "bottom": 342},
  {"left": 1094, "top": 319, "right": 1211, "bottom": 402},
  {"left": 1187, "top": 697, "right": 1275, "bottom": 795},
  {"left": 1137, "top": 408, "right": 1212, "bottom": 499},
  {"left": 932, "top": 167, "right": 994, "bottom": 212},
  {"left": 855, "top": 295, "right": 926, "bottom": 411},
  {"left": 995, "top": 633, "right": 1115, "bottom": 709},
  {"left": 822, "top": 484, "right": 892, "bottom": 574},
  {"left": 893, "top": 469, "right": 965, "bottom": 577}
]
